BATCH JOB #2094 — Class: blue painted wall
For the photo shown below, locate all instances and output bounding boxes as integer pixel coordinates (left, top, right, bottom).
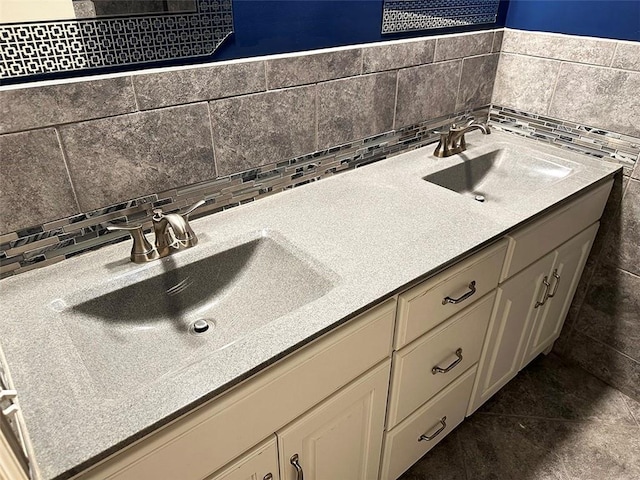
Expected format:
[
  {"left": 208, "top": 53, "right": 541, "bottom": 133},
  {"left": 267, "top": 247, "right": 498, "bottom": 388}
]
[
  {"left": 505, "top": 0, "right": 640, "bottom": 41},
  {"left": 213, "top": 0, "right": 509, "bottom": 61}
]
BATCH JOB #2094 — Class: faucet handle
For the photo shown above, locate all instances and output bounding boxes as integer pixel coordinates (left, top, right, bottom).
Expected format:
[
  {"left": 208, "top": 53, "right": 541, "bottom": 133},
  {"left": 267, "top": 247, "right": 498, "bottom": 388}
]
[
  {"left": 106, "top": 223, "right": 159, "bottom": 263},
  {"left": 451, "top": 116, "right": 475, "bottom": 130},
  {"left": 181, "top": 199, "right": 206, "bottom": 218}
]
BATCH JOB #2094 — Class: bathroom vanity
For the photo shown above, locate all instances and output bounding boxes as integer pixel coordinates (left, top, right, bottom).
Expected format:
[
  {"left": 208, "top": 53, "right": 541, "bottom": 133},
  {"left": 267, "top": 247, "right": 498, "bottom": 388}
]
[{"left": 0, "top": 131, "right": 619, "bottom": 480}]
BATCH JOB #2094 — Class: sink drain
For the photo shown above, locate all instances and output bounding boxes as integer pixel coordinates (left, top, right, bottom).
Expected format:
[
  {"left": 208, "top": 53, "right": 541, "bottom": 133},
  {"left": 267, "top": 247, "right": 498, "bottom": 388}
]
[
  {"left": 190, "top": 319, "right": 214, "bottom": 334},
  {"left": 474, "top": 194, "right": 486, "bottom": 203}
]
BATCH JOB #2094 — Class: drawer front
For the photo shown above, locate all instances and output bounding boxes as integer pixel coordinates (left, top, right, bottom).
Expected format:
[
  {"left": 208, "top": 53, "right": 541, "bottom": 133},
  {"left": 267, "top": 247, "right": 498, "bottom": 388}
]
[
  {"left": 207, "top": 436, "right": 279, "bottom": 480},
  {"left": 75, "top": 300, "right": 396, "bottom": 480},
  {"left": 387, "top": 293, "right": 494, "bottom": 428},
  {"left": 380, "top": 366, "right": 476, "bottom": 480},
  {"left": 501, "top": 179, "right": 612, "bottom": 281},
  {"left": 396, "top": 240, "right": 507, "bottom": 348}
]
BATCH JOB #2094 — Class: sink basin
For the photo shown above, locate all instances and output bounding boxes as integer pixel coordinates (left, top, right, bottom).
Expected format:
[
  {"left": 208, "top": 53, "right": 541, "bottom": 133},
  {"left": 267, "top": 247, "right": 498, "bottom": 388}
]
[
  {"left": 56, "top": 232, "right": 336, "bottom": 397},
  {"left": 424, "top": 147, "right": 577, "bottom": 204}
]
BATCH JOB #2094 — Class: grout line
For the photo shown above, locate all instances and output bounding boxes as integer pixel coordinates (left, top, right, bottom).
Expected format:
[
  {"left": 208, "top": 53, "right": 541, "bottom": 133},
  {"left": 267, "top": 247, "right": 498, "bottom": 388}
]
[
  {"left": 314, "top": 84, "right": 319, "bottom": 151},
  {"left": 609, "top": 42, "right": 619, "bottom": 68},
  {"left": 129, "top": 76, "right": 140, "bottom": 111},
  {"left": 546, "top": 61, "right": 564, "bottom": 116},
  {"left": 54, "top": 127, "right": 82, "bottom": 213},
  {"left": 206, "top": 102, "right": 219, "bottom": 178},
  {"left": 454, "top": 58, "right": 465, "bottom": 111},
  {"left": 456, "top": 428, "right": 470, "bottom": 480},
  {"left": 392, "top": 71, "right": 399, "bottom": 130},
  {"left": 620, "top": 395, "right": 640, "bottom": 427},
  {"left": 263, "top": 61, "right": 269, "bottom": 90},
  {"left": 474, "top": 411, "right": 621, "bottom": 425}
]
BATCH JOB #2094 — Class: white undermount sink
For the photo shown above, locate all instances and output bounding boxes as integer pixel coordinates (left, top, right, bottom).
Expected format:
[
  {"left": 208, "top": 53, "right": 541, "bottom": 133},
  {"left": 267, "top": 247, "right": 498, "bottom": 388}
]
[
  {"left": 53, "top": 231, "right": 336, "bottom": 398},
  {"left": 424, "top": 146, "right": 580, "bottom": 204}
]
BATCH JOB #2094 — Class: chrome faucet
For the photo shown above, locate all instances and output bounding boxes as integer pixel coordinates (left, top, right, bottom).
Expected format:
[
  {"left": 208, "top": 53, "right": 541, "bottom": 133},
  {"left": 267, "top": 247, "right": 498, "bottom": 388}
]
[
  {"left": 433, "top": 117, "right": 491, "bottom": 157},
  {"left": 107, "top": 200, "right": 205, "bottom": 263}
]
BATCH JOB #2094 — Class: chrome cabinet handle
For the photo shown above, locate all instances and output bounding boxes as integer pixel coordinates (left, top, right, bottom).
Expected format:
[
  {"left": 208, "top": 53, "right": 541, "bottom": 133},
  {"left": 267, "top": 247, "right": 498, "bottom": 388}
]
[
  {"left": 547, "top": 269, "right": 561, "bottom": 299},
  {"left": 263, "top": 474, "right": 273, "bottom": 480},
  {"left": 535, "top": 276, "right": 551, "bottom": 308},
  {"left": 418, "top": 416, "right": 447, "bottom": 442},
  {"left": 442, "top": 281, "right": 476, "bottom": 305},
  {"left": 290, "top": 454, "right": 304, "bottom": 480},
  {"left": 432, "top": 348, "right": 463, "bottom": 375}
]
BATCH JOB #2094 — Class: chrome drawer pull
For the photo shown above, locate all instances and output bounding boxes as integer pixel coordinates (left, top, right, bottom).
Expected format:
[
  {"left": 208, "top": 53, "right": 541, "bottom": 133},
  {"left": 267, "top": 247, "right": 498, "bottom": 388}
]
[
  {"left": 418, "top": 416, "right": 447, "bottom": 442},
  {"left": 263, "top": 474, "right": 273, "bottom": 480},
  {"left": 431, "top": 348, "right": 463, "bottom": 374},
  {"left": 535, "top": 276, "right": 551, "bottom": 308},
  {"left": 290, "top": 454, "right": 304, "bottom": 480},
  {"left": 547, "top": 269, "right": 561, "bottom": 299},
  {"left": 442, "top": 281, "right": 476, "bottom": 305}
]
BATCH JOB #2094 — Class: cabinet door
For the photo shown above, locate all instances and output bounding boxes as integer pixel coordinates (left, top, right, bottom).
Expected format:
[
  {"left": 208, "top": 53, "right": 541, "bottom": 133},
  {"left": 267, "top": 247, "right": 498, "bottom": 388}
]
[
  {"left": 521, "top": 223, "right": 599, "bottom": 366},
  {"left": 277, "top": 361, "right": 390, "bottom": 480},
  {"left": 208, "top": 437, "right": 279, "bottom": 480},
  {"left": 467, "top": 251, "right": 555, "bottom": 415}
]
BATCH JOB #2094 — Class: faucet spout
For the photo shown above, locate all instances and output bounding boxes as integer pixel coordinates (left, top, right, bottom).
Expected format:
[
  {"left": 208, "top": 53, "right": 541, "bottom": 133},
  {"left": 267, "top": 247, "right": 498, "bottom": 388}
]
[{"left": 433, "top": 118, "right": 491, "bottom": 157}]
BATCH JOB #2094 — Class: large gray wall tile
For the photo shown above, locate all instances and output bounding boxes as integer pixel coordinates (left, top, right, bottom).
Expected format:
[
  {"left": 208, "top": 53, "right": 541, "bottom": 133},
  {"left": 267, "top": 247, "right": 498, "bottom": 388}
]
[
  {"left": 456, "top": 53, "right": 499, "bottom": 111},
  {"left": 600, "top": 179, "right": 640, "bottom": 276},
  {"left": 501, "top": 30, "right": 616, "bottom": 66},
  {"left": 362, "top": 39, "right": 435, "bottom": 73},
  {"left": 574, "top": 266, "right": 640, "bottom": 360},
  {"left": 317, "top": 72, "right": 396, "bottom": 149},
  {"left": 548, "top": 63, "right": 640, "bottom": 138},
  {"left": 395, "top": 60, "right": 461, "bottom": 128},
  {"left": 611, "top": 42, "right": 640, "bottom": 72},
  {"left": 0, "top": 129, "right": 78, "bottom": 233},
  {"left": 0, "top": 77, "right": 136, "bottom": 134},
  {"left": 132, "top": 62, "right": 266, "bottom": 110},
  {"left": 59, "top": 104, "right": 214, "bottom": 211},
  {"left": 492, "top": 54, "right": 560, "bottom": 115},
  {"left": 209, "top": 87, "right": 316, "bottom": 176},
  {"left": 266, "top": 50, "right": 362, "bottom": 90},
  {"left": 434, "top": 31, "right": 493, "bottom": 62}
]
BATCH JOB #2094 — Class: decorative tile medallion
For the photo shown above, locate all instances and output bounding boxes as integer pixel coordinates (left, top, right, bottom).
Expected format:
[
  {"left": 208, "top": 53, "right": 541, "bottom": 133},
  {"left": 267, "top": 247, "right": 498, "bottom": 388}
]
[
  {"left": 0, "top": 0, "right": 233, "bottom": 80},
  {"left": 382, "top": 0, "right": 500, "bottom": 34}
]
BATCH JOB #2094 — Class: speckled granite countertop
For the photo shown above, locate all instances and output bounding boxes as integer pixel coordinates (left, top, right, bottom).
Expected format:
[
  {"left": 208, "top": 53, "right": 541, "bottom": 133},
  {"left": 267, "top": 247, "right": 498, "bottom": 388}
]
[{"left": 0, "top": 131, "right": 620, "bottom": 479}]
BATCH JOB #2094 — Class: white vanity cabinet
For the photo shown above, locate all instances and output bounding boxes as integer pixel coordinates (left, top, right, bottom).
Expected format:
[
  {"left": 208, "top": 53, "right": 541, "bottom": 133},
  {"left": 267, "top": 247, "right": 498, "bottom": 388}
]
[
  {"left": 207, "top": 437, "right": 279, "bottom": 480},
  {"left": 74, "top": 301, "right": 395, "bottom": 480},
  {"left": 468, "top": 180, "right": 612, "bottom": 415},
  {"left": 380, "top": 241, "right": 507, "bottom": 479},
  {"left": 277, "top": 361, "right": 389, "bottom": 480}
]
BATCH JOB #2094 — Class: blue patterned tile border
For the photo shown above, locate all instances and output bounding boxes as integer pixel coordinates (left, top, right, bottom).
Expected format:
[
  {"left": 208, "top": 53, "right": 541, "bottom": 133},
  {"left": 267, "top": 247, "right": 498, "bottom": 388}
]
[
  {"left": 0, "top": 0, "right": 233, "bottom": 80},
  {"left": 382, "top": 0, "right": 500, "bottom": 34}
]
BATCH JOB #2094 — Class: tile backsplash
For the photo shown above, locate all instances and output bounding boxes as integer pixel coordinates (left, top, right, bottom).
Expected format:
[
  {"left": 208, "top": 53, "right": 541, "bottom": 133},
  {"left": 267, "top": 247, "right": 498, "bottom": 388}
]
[{"left": 1, "top": 29, "right": 503, "bottom": 278}]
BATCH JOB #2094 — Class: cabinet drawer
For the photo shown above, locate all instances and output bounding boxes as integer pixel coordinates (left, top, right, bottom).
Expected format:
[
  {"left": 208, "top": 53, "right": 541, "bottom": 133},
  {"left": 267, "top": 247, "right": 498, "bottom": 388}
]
[
  {"left": 387, "top": 293, "right": 494, "bottom": 428},
  {"left": 395, "top": 240, "right": 507, "bottom": 348},
  {"left": 207, "top": 436, "right": 279, "bottom": 480},
  {"left": 501, "top": 179, "right": 612, "bottom": 281},
  {"left": 380, "top": 366, "right": 476, "bottom": 480},
  {"left": 75, "top": 300, "right": 396, "bottom": 480}
]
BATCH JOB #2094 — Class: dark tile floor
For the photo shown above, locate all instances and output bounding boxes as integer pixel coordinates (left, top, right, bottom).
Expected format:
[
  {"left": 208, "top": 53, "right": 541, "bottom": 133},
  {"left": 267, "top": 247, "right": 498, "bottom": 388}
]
[{"left": 399, "top": 353, "right": 640, "bottom": 480}]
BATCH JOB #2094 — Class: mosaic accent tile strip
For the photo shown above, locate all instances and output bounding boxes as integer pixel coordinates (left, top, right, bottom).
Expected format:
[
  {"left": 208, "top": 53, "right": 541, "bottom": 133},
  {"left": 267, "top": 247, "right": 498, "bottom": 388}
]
[
  {"left": 489, "top": 106, "right": 639, "bottom": 176},
  {"left": 0, "top": 0, "right": 233, "bottom": 80},
  {"left": 382, "top": 0, "right": 500, "bottom": 34},
  {"left": 0, "top": 107, "right": 489, "bottom": 279}
]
